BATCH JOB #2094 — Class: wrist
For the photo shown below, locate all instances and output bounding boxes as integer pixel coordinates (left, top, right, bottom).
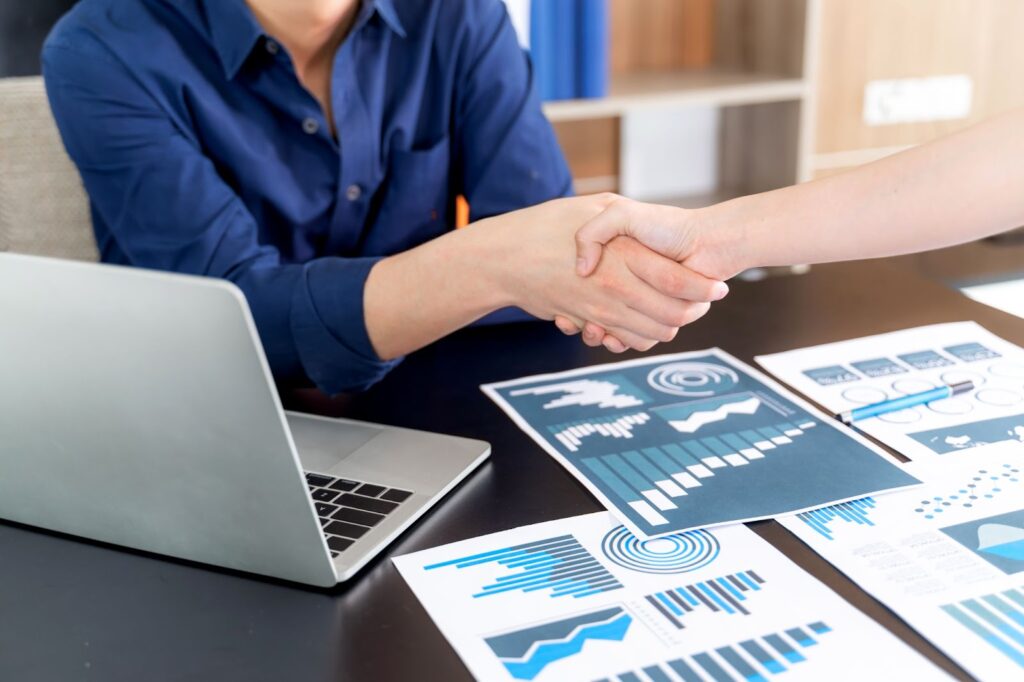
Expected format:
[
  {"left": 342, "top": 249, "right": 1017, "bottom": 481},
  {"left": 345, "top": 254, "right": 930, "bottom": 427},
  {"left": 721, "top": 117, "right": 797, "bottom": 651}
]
[
  {"left": 449, "top": 216, "right": 521, "bottom": 311},
  {"left": 693, "top": 197, "right": 756, "bottom": 278}
]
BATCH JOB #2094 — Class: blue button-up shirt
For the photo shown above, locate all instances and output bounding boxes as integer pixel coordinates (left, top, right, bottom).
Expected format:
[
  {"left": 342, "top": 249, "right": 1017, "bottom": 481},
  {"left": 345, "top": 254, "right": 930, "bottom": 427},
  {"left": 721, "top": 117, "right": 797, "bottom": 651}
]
[{"left": 43, "top": 0, "right": 572, "bottom": 393}]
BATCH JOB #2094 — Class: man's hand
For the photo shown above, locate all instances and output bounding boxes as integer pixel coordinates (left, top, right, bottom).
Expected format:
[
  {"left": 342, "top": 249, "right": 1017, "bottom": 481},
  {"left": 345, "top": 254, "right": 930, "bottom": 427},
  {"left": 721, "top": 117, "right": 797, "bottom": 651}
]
[
  {"left": 557, "top": 196, "right": 747, "bottom": 352},
  {"left": 476, "top": 194, "right": 727, "bottom": 351}
]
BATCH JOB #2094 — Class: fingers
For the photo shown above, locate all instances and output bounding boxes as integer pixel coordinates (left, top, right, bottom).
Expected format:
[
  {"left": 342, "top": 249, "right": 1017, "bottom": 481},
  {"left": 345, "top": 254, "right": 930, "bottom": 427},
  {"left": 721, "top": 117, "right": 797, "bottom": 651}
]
[
  {"left": 593, "top": 323, "right": 655, "bottom": 352},
  {"left": 554, "top": 315, "right": 581, "bottom": 335},
  {"left": 577, "top": 321, "right": 628, "bottom": 353},
  {"left": 601, "top": 266, "right": 715, "bottom": 331},
  {"left": 600, "top": 325, "right": 661, "bottom": 352},
  {"left": 604, "top": 303, "right": 680, "bottom": 345},
  {"left": 617, "top": 238, "right": 729, "bottom": 302},
  {"left": 575, "top": 199, "right": 630, "bottom": 277},
  {"left": 559, "top": 316, "right": 637, "bottom": 355},
  {"left": 554, "top": 316, "right": 603, "bottom": 348}
]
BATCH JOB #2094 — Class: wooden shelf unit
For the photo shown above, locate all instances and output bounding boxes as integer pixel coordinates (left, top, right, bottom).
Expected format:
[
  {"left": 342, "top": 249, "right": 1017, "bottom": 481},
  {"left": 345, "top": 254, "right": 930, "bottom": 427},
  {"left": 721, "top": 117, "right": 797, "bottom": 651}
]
[
  {"left": 555, "top": 0, "right": 1024, "bottom": 211},
  {"left": 544, "top": 70, "right": 806, "bottom": 122},
  {"left": 551, "top": 0, "right": 812, "bottom": 206}
]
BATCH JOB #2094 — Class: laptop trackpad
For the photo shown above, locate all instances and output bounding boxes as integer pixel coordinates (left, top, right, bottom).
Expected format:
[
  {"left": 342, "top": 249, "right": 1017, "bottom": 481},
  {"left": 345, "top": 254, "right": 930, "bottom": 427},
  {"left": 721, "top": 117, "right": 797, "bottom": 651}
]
[{"left": 286, "top": 413, "right": 383, "bottom": 472}]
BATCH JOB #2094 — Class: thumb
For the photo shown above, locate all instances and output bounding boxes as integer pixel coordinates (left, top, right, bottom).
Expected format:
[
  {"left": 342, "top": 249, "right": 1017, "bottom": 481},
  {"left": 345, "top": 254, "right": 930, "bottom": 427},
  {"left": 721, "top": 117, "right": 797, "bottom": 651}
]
[{"left": 575, "top": 202, "right": 628, "bottom": 277}]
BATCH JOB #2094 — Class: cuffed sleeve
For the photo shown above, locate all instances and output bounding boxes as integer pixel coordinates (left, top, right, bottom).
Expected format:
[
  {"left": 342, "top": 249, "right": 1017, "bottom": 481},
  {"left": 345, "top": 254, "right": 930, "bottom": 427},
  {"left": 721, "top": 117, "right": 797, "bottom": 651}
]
[{"left": 291, "top": 257, "right": 402, "bottom": 394}]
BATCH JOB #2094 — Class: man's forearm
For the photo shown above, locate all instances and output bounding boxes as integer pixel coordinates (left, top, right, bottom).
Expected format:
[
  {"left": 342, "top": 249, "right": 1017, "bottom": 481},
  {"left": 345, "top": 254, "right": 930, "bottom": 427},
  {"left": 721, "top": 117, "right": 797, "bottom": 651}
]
[
  {"left": 363, "top": 221, "right": 512, "bottom": 360},
  {"left": 703, "top": 108, "right": 1024, "bottom": 274}
]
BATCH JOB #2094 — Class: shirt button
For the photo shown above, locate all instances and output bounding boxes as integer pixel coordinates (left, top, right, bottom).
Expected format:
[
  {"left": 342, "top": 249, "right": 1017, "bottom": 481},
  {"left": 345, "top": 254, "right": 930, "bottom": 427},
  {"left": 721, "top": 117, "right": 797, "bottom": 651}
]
[
  {"left": 302, "top": 118, "right": 319, "bottom": 135},
  {"left": 265, "top": 39, "right": 280, "bottom": 55},
  {"left": 346, "top": 184, "right": 363, "bottom": 201}
]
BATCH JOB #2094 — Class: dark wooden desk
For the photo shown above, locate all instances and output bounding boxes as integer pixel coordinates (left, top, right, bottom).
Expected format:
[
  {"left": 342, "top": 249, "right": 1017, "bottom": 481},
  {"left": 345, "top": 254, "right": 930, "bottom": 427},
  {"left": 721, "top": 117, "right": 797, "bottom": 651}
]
[{"left": 3, "top": 260, "right": 1022, "bottom": 681}]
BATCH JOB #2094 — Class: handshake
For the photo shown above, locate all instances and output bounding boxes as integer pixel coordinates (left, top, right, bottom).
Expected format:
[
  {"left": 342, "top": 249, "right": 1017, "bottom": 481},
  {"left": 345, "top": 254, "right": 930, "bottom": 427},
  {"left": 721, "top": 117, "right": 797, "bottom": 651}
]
[{"left": 478, "top": 193, "right": 744, "bottom": 354}]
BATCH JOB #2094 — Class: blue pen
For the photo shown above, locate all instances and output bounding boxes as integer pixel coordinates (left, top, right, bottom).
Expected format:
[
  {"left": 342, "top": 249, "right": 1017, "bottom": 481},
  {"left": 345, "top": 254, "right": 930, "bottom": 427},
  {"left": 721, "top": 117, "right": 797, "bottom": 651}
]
[{"left": 837, "top": 380, "right": 975, "bottom": 425}]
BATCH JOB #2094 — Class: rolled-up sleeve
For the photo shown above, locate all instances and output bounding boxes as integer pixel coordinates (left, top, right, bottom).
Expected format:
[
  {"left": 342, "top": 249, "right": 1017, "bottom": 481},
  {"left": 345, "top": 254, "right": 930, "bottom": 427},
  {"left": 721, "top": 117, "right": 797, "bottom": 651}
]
[{"left": 43, "top": 42, "right": 399, "bottom": 394}]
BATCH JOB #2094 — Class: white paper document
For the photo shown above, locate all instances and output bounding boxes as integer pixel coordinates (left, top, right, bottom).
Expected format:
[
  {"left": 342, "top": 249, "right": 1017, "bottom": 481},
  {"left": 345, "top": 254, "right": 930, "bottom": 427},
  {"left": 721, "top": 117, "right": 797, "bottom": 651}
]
[
  {"left": 482, "top": 349, "right": 918, "bottom": 540},
  {"left": 778, "top": 446, "right": 1024, "bottom": 681},
  {"left": 757, "top": 322, "right": 1024, "bottom": 460},
  {"left": 393, "top": 513, "right": 943, "bottom": 681}
]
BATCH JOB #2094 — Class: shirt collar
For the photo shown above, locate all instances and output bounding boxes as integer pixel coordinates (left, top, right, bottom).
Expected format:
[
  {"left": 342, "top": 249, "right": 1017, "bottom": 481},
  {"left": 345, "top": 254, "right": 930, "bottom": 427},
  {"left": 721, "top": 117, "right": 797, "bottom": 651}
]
[
  {"left": 205, "top": 0, "right": 407, "bottom": 81},
  {"left": 364, "top": 0, "right": 407, "bottom": 39},
  {"left": 204, "top": 0, "right": 266, "bottom": 80}
]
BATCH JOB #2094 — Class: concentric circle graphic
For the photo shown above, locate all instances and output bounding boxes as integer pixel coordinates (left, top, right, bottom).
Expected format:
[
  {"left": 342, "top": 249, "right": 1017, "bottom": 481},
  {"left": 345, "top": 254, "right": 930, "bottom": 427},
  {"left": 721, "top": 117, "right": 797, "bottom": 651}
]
[
  {"left": 601, "top": 525, "right": 720, "bottom": 574},
  {"left": 646, "top": 362, "right": 739, "bottom": 397}
]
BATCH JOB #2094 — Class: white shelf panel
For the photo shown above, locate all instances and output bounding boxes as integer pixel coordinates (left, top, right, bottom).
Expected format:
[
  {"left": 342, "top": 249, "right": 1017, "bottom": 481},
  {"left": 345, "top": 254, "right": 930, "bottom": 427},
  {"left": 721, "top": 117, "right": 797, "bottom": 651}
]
[{"left": 544, "top": 70, "right": 807, "bottom": 122}]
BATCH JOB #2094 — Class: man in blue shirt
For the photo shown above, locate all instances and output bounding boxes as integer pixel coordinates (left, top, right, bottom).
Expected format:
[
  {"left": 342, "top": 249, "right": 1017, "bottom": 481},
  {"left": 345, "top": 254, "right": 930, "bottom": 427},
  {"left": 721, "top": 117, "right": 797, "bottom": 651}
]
[{"left": 43, "top": 0, "right": 726, "bottom": 394}]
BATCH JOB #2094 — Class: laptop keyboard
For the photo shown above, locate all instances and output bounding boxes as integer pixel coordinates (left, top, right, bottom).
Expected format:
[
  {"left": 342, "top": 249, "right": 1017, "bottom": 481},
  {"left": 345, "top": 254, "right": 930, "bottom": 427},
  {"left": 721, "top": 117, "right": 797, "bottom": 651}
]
[{"left": 304, "top": 472, "right": 413, "bottom": 558}]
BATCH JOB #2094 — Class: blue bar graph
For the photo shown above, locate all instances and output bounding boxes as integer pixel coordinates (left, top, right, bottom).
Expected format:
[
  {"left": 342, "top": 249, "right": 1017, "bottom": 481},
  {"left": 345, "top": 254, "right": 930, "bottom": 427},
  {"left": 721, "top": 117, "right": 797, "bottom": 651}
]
[
  {"left": 644, "top": 570, "right": 766, "bottom": 628},
  {"left": 424, "top": 534, "right": 622, "bottom": 599},
  {"left": 548, "top": 412, "right": 652, "bottom": 453},
  {"left": 796, "top": 497, "right": 877, "bottom": 540},
  {"left": 578, "top": 420, "right": 820, "bottom": 530},
  {"left": 942, "top": 589, "right": 1024, "bottom": 669},
  {"left": 603, "top": 622, "right": 833, "bottom": 681}
]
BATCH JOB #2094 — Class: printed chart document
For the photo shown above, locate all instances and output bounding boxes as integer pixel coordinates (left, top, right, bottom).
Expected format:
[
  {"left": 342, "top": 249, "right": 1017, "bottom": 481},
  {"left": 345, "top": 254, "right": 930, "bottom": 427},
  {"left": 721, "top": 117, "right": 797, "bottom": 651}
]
[
  {"left": 778, "top": 447, "right": 1024, "bottom": 681},
  {"left": 757, "top": 322, "right": 1024, "bottom": 460},
  {"left": 393, "top": 512, "right": 943, "bottom": 681},
  {"left": 482, "top": 349, "right": 919, "bottom": 539}
]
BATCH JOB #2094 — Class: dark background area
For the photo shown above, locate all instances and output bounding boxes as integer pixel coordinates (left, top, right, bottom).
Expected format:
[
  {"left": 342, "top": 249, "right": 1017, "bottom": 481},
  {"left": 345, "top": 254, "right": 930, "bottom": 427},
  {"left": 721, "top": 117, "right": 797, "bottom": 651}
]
[{"left": 0, "top": 0, "right": 79, "bottom": 77}]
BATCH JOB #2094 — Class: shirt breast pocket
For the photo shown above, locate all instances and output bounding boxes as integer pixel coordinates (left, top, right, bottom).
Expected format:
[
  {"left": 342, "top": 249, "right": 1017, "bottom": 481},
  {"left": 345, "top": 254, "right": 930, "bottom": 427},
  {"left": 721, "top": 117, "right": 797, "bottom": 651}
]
[{"left": 369, "top": 136, "right": 452, "bottom": 254}]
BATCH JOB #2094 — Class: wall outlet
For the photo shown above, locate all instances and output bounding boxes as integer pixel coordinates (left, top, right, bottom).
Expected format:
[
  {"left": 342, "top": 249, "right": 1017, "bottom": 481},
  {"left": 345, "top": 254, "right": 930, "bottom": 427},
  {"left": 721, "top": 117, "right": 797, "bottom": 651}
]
[{"left": 863, "top": 75, "right": 973, "bottom": 126}]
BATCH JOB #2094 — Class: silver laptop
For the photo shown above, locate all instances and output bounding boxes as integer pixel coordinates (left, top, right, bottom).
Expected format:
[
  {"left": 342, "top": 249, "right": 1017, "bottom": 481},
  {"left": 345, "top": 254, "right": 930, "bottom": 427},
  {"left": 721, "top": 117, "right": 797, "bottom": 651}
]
[{"left": 0, "top": 252, "right": 489, "bottom": 586}]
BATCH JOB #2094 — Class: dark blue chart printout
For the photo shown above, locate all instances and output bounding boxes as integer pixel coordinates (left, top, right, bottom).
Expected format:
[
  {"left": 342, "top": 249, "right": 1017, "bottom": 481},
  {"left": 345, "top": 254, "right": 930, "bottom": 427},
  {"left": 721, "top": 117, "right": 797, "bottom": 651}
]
[{"left": 483, "top": 349, "right": 920, "bottom": 538}]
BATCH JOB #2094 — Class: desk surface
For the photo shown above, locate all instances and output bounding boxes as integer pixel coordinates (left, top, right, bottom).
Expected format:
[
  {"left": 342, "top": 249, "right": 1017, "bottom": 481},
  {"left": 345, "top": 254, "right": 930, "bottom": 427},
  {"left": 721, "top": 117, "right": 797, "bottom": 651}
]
[{"left": 3, "top": 260, "right": 1022, "bottom": 682}]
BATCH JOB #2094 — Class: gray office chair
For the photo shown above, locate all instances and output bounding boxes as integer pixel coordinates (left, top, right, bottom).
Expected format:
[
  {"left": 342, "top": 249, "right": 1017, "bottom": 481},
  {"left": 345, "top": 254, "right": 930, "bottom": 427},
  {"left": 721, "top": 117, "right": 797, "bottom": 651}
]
[{"left": 0, "top": 76, "right": 98, "bottom": 261}]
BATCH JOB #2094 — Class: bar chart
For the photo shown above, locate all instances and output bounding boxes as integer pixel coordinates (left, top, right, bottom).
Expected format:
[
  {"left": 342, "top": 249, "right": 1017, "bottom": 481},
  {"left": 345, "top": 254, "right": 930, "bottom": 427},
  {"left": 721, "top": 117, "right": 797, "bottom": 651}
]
[
  {"left": 941, "top": 588, "right": 1024, "bottom": 669},
  {"left": 579, "top": 413, "right": 819, "bottom": 530},
  {"left": 600, "top": 622, "right": 833, "bottom": 682},
  {"left": 423, "top": 534, "right": 623, "bottom": 600},
  {"left": 509, "top": 375, "right": 649, "bottom": 410},
  {"left": 796, "top": 498, "right": 877, "bottom": 540},
  {"left": 549, "top": 412, "right": 652, "bottom": 453},
  {"left": 644, "top": 570, "right": 765, "bottom": 628}
]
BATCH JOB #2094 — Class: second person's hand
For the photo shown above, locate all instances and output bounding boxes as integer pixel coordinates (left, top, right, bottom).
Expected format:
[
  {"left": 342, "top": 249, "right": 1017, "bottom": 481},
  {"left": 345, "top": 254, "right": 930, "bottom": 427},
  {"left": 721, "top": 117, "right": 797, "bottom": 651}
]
[
  {"left": 557, "top": 196, "right": 743, "bottom": 351},
  {"left": 479, "top": 194, "right": 728, "bottom": 351}
]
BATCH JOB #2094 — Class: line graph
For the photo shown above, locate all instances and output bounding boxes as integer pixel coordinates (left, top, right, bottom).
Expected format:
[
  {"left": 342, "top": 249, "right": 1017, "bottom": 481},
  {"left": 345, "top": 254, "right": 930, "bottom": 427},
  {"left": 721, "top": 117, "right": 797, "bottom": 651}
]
[
  {"left": 655, "top": 393, "right": 763, "bottom": 434},
  {"left": 484, "top": 607, "right": 632, "bottom": 680},
  {"left": 943, "top": 508, "right": 1024, "bottom": 574}
]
